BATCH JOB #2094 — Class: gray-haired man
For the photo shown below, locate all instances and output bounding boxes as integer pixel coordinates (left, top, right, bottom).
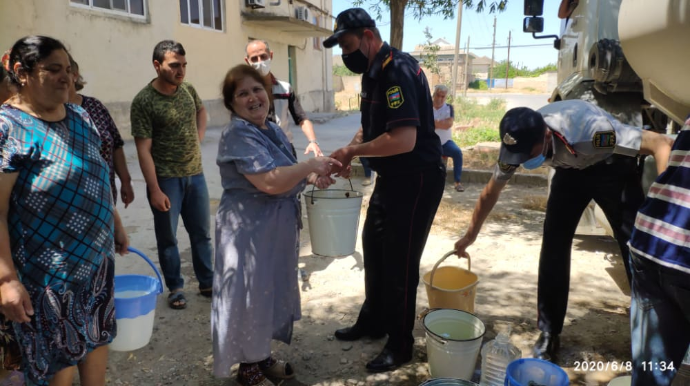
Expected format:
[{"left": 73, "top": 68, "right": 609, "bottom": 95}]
[{"left": 245, "top": 40, "right": 322, "bottom": 157}]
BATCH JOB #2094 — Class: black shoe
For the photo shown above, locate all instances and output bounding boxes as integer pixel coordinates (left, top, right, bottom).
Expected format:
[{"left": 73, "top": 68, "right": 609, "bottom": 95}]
[
  {"left": 532, "top": 332, "right": 560, "bottom": 362},
  {"left": 365, "top": 347, "right": 413, "bottom": 373},
  {"left": 334, "top": 325, "right": 386, "bottom": 341}
]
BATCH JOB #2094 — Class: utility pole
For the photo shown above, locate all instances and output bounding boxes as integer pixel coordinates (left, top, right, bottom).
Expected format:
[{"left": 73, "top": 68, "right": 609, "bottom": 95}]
[
  {"left": 450, "top": 1, "right": 463, "bottom": 100},
  {"left": 463, "top": 35, "right": 470, "bottom": 97},
  {"left": 489, "top": 15, "right": 497, "bottom": 90},
  {"left": 505, "top": 31, "right": 511, "bottom": 89}
]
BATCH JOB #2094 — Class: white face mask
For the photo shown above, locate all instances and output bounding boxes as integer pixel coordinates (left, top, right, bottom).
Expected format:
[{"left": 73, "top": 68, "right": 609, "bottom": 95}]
[{"left": 250, "top": 59, "right": 271, "bottom": 76}]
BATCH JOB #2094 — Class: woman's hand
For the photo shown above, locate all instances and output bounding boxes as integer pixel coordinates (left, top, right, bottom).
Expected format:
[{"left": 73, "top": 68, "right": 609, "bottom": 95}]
[
  {"left": 120, "top": 180, "right": 135, "bottom": 208},
  {"left": 113, "top": 209, "right": 129, "bottom": 255},
  {"left": 307, "top": 157, "right": 342, "bottom": 176},
  {"left": 307, "top": 174, "right": 336, "bottom": 189},
  {"left": 0, "top": 278, "right": 34, "bottom": 323}
]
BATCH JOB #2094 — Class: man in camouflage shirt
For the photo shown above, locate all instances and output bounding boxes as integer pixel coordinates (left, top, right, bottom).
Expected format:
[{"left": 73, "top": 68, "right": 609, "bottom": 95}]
[{"left": 131, "top": 40, "right": 213, "bottom": 310}]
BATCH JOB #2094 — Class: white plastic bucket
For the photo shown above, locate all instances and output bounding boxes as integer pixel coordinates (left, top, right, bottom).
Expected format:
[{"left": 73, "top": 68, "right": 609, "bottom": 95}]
[
  {"left": 607, "top": 375, "right": 631, "bottom": 386},
  {"left": 110, "top": 247, "right": 163, "bottom": 352},
  {"left": 419, "top": 379, "right": 478, "bottom": 386},
  {"left": 304, "top": 188, "right": 363, "bottom": 257},
  {"left": 423, "top": 309, "right": 486, "bottom": 380}
]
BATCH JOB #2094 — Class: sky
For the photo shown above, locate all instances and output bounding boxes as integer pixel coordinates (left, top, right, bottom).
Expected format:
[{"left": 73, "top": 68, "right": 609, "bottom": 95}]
[{"left": 331, "top": 0, "right": 563, "bottom": 70}]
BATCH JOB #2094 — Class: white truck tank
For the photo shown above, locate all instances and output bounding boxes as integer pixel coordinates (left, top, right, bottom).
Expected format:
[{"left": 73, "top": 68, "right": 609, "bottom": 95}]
[{"left": 618, "top": 0, "right": 690, "bottom": 125}]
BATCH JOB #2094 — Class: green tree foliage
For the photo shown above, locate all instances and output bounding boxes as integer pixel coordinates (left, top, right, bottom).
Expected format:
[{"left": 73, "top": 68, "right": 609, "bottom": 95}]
[
  {"left": 333, "top": 64, "right": 357, "bottom": 76},
  {"left": 351, "top": 0, "right": 508, "bottom": 50},
  {"left": 469, "top": 79, "right": 489, "bottom": 89},
  {"left": 490, "top": 60, "right": 557, "bottom": 78},
  {"left": 420, "top": 27, "right": 441, "bottom": 75}
]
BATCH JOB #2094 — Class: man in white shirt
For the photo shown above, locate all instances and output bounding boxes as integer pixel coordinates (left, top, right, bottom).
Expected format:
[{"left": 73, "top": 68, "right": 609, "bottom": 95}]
[{"left": 433, "top": 85, "right": 464, "bottom": 192}]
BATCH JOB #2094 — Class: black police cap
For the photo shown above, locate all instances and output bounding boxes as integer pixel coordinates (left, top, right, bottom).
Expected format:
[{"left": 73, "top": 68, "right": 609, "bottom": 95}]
[
  {"left": 498, "top": 107, "right": 546, "bottom": 165},
  {"left": 323, "top": 8, "right": 376, "bottom": 49}
]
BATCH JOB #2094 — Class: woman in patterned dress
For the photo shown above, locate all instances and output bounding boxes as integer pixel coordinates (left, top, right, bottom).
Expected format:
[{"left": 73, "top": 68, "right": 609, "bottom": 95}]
[
  {"left": 0, "top": 36, "right": 128, "bottom": 385},
  {"left": 67, "top": 56, "right": 134, "bottom": 207},
  {"left": 212, "top": 65, "right": 338, "bottom": 386}
]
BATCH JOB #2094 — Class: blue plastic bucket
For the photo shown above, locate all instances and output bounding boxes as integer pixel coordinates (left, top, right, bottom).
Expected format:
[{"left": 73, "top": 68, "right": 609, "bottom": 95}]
[
  {"left": 109, "top": 247, "right": 163, "bottom": 352},
  {"left": 504, "top": 358, "right": 570, "bottom": 386}
]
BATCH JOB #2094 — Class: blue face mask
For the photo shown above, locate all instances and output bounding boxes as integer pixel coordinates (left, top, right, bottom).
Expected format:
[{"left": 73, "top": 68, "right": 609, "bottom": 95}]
[{"left": 522, "top": 154, "right": 546, "bottom": 169}]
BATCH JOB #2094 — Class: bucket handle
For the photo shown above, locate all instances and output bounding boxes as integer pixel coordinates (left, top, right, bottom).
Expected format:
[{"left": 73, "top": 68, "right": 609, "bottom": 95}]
[
  {"left": 308, "top": 178, "right": 355, "bottom": 205},
  {"left": 126, "top": 246, "right": 164, "bottom": 294},
  {"left": 429, "top": 250, "right": 471, "bottom": 289}
]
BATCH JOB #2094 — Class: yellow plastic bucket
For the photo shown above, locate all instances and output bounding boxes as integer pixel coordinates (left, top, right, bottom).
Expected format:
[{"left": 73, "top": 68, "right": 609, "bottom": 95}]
[{"left": 422, "top": 251, "right": 479, "bottom": 313}]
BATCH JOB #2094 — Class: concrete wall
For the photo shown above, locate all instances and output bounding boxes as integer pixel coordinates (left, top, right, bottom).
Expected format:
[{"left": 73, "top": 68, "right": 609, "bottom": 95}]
[
  {"left": 1, "top": 0, "right": 334, "bottom": 138},
  {"left": 333, "top": 75, "right": 363, "bottom": 93},
  {"left": 512, "top": 72, "right": 558, "bottom": 93}
]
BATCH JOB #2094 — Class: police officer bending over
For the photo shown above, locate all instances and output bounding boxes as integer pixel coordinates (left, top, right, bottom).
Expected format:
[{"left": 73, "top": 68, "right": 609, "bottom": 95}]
[
  {"left": 322, "top": 8, "right": 445, "bottom": 373},
  {"left": 454, "top": 100, "right": 673, "bottom": 361}
]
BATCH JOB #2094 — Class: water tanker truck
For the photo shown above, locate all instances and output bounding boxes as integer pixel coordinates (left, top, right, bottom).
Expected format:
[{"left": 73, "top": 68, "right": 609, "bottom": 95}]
[{"left": 523, "top": 0, "right": 690, "bottom": 235}]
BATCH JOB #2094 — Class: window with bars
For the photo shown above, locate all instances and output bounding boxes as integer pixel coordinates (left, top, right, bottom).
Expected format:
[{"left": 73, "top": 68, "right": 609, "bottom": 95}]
[
  {"left": 180, "top": 0, "right": 223, "bottom": 31},
  {"left": 70, "top": 0, "right": 145, "bottom": 16}
]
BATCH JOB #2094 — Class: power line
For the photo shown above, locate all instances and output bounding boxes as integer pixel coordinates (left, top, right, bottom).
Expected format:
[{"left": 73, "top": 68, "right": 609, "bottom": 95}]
[{"left": 470, "top": 43, "right": 552, "bottom": 50}]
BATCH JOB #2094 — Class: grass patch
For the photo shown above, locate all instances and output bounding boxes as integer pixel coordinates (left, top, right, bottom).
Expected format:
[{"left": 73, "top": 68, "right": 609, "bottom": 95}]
[
  {"left": 454, "top": 127, "right": 502, "bottom": 148},
  {"left": 521, "top": 195, "right": 548, "bottom": 212},
  {"left": 451, "top": 97, "right": 506, "bottom": 148},
  {"left": 462, "top": 148, "right": 500, "bottom": 170}
]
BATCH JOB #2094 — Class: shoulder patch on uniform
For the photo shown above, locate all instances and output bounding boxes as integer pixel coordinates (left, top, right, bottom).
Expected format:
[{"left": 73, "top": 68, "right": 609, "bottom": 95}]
[
  {"left": 593, "top": 131, "right": 616, "bottom": 148},
  {"left": 386, "top": 86, "right": 404, "bottom": 109},
  {"left": 382, "top": 52, "right": 393, "bottom": 69},
  {"left": 497, "top": 162, "right": 517, "bottom": 173}
]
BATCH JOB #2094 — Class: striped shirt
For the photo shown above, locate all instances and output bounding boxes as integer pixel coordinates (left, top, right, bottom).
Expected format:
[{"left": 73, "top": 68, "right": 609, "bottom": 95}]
[{"left": 629, "top": 117, "right": 690, "bottom": 273}]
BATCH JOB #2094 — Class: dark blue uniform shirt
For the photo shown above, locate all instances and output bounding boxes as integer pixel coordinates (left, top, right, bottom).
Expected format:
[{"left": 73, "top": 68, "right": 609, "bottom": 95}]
[{"left": 360, "top": 43, "right": 441, "bottom": 175}]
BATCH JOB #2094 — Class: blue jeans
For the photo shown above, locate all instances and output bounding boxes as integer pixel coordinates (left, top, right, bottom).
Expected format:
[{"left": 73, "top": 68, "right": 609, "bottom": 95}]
[
  {"left": 147, "top": 173, "right": 214, "bottom": 292},
  {"left": 630, "top": 251, "right": 690, "bottom": 386},
  {"left": 360, "top": 157, "right": 372, "bottom": 178},
  {"left": 442, "top": 140, "right": 463, "bottom": 183}
]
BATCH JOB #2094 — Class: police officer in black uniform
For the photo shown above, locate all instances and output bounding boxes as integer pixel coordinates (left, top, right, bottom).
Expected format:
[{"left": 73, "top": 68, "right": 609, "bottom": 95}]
[
  {"left": 322, "top": 8, "right": 445, "bottom": 373},
  {"left": 453, "top": 101, "right": 673, "bottom": 362}
]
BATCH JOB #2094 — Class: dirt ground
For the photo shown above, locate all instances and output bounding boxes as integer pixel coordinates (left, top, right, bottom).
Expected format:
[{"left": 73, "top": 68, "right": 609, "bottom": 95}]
[{"left": 95, "top": 173, "right": 651, "bottom": 386}]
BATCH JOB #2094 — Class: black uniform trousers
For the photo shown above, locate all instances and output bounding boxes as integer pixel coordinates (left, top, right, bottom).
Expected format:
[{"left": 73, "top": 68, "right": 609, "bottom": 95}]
[
  {"left": 537, "top": 155, "right": 645, "bottom": 334},
  {"left": 354, "top": 165, "right": 445, "bottom": 353}
]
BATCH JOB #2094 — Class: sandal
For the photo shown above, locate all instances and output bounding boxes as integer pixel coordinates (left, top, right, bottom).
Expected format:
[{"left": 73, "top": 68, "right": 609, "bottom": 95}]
[
  {"left": 167, "top": 291, "right": 187, "bottom": 310},
  {"left": 199, "top": 287, "right": 213, "bottom": 298},
  {"left": 238, "top": 363, "right": 276, "bottom": 386},
  {"left": 261, "top": 359, "right": 295, "bottom": 380}
]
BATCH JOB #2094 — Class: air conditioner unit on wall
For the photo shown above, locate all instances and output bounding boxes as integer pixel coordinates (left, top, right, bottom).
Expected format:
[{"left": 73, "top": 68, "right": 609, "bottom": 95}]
[
  {"left": 295, "top": 6, "right": 311, "bottom": 22},
  {"left": 246, "top": 0, "right": 266, "bottom": 9}
]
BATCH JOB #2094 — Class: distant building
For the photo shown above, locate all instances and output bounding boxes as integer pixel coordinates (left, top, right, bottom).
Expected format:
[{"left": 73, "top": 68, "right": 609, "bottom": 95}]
[
  {"left": 409, "top": 38, "right": 477, "bottom": 90},
  {"left": 471, "top": 55, "right": 497, "bottom": 79},
  {"left": 1, "top": 0, "right": 334, "bottom": 137}
]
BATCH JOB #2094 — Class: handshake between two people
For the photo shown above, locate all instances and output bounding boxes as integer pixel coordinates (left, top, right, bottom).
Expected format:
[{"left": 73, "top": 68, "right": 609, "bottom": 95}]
[{"left": 305, "top": 146, "right": 355, "bottom": 190}]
